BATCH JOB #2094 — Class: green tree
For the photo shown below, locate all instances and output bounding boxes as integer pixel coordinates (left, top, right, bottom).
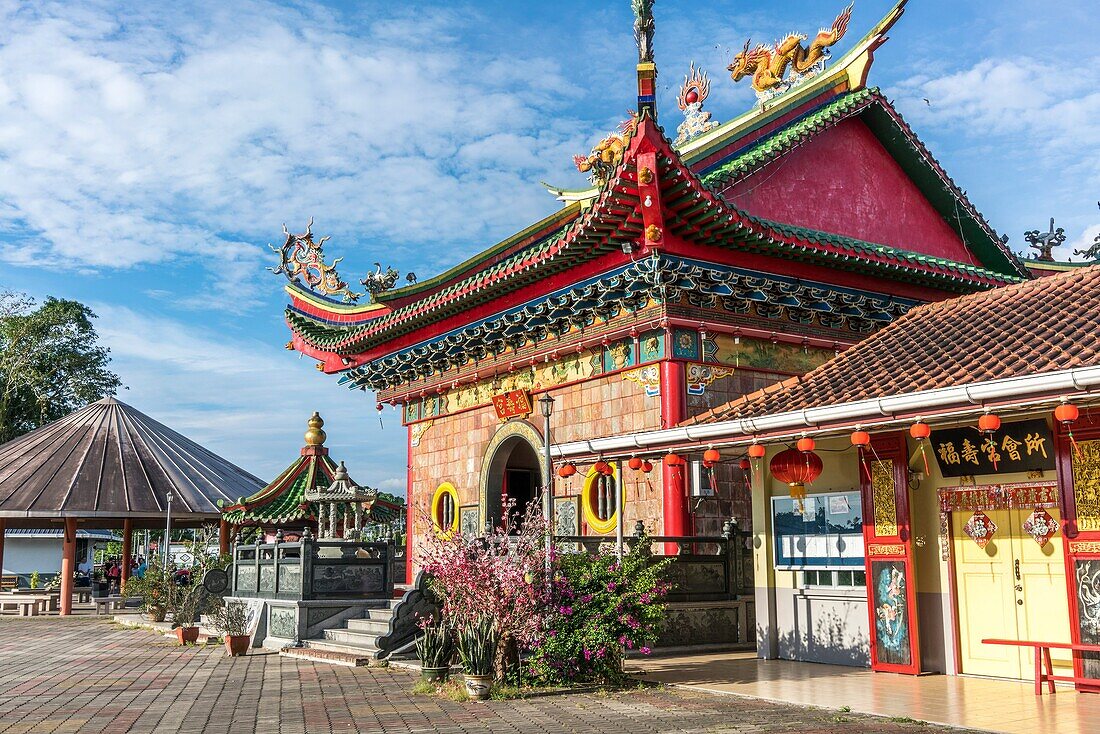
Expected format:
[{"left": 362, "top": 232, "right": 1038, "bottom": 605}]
[{"left": 0, "top": 292, "right": 121, "bottom": 442}]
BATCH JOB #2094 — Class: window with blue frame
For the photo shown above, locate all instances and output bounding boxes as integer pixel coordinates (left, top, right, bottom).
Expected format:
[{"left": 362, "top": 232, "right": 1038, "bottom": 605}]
[{"left": 772, "top": 491, "right": 864, "bottom": 570}]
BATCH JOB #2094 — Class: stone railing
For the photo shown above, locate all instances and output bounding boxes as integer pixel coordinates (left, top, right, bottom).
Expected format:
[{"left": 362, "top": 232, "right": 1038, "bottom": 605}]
[{"left": 231, "top": 532, "right": 394, "bottom": 601}]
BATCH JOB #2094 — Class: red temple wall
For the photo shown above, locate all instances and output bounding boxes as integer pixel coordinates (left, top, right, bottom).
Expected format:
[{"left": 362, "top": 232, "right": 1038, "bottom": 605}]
[{"left": 720, "top": 117, "right": 979, "bottom": 265}]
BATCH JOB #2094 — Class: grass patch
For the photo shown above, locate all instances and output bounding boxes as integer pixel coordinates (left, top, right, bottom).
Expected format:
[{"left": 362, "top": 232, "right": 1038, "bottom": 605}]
[{"left": 890, "top": 716, "right": 927, "bottom": 726}]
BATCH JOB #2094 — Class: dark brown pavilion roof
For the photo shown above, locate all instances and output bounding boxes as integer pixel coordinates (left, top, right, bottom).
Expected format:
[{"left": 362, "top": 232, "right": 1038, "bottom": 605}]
[
  {"left": 0, "top": 398, "right": 264, "bottom": 528},
  {"left": 685, "top": 265, "right": 1100, "bottom": 426}
]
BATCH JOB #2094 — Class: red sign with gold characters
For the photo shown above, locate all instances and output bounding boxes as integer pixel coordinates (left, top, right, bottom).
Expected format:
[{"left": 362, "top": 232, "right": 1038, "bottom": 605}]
[{"left": 491, "top": 390, "right": 532, "bottom": 421}]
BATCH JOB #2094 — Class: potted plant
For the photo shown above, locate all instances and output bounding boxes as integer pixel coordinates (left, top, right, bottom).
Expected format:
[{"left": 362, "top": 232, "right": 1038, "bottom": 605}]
[
  {"left": 456, "top": 615, "right": 498, "bottom": 701},
  {"left": 169, "top": 584, "right": 205, "bottom": 645},
  {"left": 28, "top": 571, "right": 40, "bottom": 590},
  {"left": 415, "top": 618, "right": 454, "bottom": 683},
  {"left": 209, "top": 599, "right": 251, "bottom": 656},
  {"left": 126, "top": 563, "right": 172, "bottom": 622}
]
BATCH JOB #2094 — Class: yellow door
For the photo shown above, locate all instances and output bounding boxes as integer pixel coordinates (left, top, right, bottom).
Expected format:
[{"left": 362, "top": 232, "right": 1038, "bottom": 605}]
[{"left": 953, "top": 507, "right": 1070, "bottom": 680}]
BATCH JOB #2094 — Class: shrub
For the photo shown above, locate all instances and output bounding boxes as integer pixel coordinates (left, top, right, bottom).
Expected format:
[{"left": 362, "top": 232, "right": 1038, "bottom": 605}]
[
  {"left": 208, "top": 598, "right": 249, "bottom": 637},
  {"left": 527, "top": 541, "right": 671, "bottom": 684},
  {"left": 28, "top": 571, "right": 40, "bottom": 589},
  {"left": 415, "top": 617, "right": 454, "bottom": 669},
  {"left": 124, "top": 563, "right": 174, "bottom": 622},
  {"left": 168, "top": 584, "right": 208, "bottom": 627}
]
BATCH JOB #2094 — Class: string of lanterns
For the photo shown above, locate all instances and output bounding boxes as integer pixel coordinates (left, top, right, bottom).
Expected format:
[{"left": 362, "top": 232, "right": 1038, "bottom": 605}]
[{"left": 551, "top": 398, "right": 1087, "bottom": 506}]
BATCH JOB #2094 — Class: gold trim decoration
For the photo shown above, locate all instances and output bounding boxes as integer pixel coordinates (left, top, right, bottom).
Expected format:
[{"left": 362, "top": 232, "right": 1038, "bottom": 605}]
[
  {"left": 937, "top": 481, "right": 1058, "bottom": 513},
  {"left": 582, "top": 462, "right": 622, "bottom": 535},
  {"left": 685, "top": 363, "right": 733, "bottom": 396},
  {"left": 410, "top": 420, "right": 433, "bottom": 448},
  {"left": 1069, "top": 541, "right": 1100, "bottom": 555},
  {"left": 868, "top": 543, "right": 905, "bottom": 557},
  {"left": 1072, "top": 440, "right": 1100, "bottom": 532},
  {"left": 871, "top": 460, "right": 898, "bottom": 538},
  {"left": 431, "top": 482, "right": 460, "bottom": 538}
]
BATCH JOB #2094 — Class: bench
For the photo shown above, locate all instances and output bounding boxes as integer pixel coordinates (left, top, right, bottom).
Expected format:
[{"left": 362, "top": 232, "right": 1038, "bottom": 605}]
[
  {"left": 94, "top": 596, "right": 128, "bottom": 615},
  {"left": 0, "top": 576, "right": 16, "bottom": 592},
  {"left": 983, "top": 638, "right": 1100, "bottom": 695},
  {"left": 73, "top": 586, "right": 92, "bottom": 604},
  {"left": 0, "top": 595, "right": 47, "bottom": 616}
]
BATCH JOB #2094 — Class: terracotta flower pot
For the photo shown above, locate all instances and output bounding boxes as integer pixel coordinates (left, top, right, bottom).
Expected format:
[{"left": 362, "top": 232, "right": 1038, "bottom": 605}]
[
  {"left": 463, "top": 673, "right": 493, "bottom": 701},
  {"left": 420, "top": 666, "right": 449, "bottom": 683},
  {"left": 174, "top": 626, "right": 200, "bottom": 645},
  {"left": 224, "top": 635, "right": 250, "bottom": 656}
]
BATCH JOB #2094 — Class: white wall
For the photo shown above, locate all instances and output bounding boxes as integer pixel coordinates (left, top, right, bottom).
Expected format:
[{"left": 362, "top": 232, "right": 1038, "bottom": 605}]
[{"left": 2, "top": 538, "right": 96, "bottom": 577}]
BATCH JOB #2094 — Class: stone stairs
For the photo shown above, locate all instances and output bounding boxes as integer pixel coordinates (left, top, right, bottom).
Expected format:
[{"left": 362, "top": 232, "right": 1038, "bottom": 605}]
[{"left": 280, "top": 583, "right": 424, "bottom": 667}]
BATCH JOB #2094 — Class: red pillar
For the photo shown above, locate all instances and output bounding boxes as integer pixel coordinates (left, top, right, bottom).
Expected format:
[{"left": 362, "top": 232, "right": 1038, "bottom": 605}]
[
  {"left": 120, "top": 519, "right": 133, "bottom": 592},
  {"left": 660, "top": 360, "right": 689, "bottom": 539},
  {"left": 218, "top": 517, "right": 230, "bottom": 557},
  {"left": 60, "top": 518, "right": 77, "bottom": 616}
]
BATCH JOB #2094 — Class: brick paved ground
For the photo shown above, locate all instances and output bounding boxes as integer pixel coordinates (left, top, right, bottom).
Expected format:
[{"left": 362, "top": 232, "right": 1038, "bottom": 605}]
[{"left": 0, "top": 617, "right": 979, "bottom": 734}]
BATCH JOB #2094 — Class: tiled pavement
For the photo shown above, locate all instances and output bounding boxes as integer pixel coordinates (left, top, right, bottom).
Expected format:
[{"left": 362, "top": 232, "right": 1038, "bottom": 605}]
[{"left": 0, "top": 617, "right": 978, "bottom": 734}]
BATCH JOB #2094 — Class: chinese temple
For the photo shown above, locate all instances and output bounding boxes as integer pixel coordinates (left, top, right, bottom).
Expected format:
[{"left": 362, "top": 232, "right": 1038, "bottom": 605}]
[{"left": 268, "top": 0, "right": 1100, "bottom": 671}]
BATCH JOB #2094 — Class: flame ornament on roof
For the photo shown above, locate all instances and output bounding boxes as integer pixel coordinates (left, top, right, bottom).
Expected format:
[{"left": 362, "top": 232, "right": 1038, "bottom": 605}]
[
  {"left": 269, "top": 218, "right": 362, "bottom": 302},
  {"left": 675, "top": 62, "right": 719, "bottom": 145},
  {"left": 728, "top": 3, "right": 853, "bottom": 101}
]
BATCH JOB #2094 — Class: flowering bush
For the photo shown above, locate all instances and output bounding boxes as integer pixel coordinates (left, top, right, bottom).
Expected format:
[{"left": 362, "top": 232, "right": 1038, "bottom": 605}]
[
  {"left": 417, "top": 506, "right": 552, "bottom": 678},
  {"left": 526, "top": 542, "right": 671, "bottom": 684}
]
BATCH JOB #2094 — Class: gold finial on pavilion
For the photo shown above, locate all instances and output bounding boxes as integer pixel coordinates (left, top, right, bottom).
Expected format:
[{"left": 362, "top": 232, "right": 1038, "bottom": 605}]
[{"left": 304, "top": 412, "right": 327, "bottom": 446}]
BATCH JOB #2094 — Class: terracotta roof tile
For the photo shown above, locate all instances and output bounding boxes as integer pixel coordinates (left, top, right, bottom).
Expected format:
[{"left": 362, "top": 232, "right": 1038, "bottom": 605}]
[{"left": 685, "top": 265, "right": 1100, "bottom": 425}]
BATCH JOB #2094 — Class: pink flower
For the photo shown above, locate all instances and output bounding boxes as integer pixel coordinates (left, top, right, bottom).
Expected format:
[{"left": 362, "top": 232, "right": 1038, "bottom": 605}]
[
  {"left": 640, "top": 646, "right": 651, "bottom": 655},
  {"left": 583, "top": 649, "right": 592, "bottom": 660}
]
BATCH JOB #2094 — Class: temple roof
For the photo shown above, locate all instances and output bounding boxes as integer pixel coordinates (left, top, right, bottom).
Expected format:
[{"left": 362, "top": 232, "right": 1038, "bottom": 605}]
[
  {"left": 685, "top": 265, "right": 1100, "bottom": 426},
  {"left": 219, "top": 413, "right": 402, "bottom": 527},
  {"left": 0, "top": 398, "right": 263, "bottom": 528}
]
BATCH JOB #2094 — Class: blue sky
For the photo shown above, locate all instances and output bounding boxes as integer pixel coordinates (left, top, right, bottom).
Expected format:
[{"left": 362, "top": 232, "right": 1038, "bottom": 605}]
[{"left": 0, "top": 0, "right": 1096, "bottom": 492}]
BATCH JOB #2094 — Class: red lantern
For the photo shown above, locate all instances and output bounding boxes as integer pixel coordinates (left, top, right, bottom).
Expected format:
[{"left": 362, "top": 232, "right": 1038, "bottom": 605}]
[
  {"left": 703, "top": 448, "right": 721, "bottom": 464},
  {"left": 628, "top": 456, "right": 643, "bottom": 471},
  {"left": 702, "top": 459, "right": 715, "bottom": 469},
  {"left": 796, "top": 436, "right": 815, "bottom": 453},
  {"left": 1055, "top": 402, "right": 1080, "bottom": 424},
  {"left": 738, "top": 458, "right": 751, "bottom": 471},
  {"left": 978, "top": 413, "right": 1001, "bottom": 434},
  {"left": 593, "top": 460, "right": 611, "bottom": 475},
  {"left": 770, "top": 447, "right": 823, "bottom": 508},
  {"left": 665, "top": 452, "right": 686, "bottom": 467},
  {"left": 850, "top": 430, "right": 870, "bottom": 447},
  {"left": 747, "top": 443, "right": 766, "bottom": 459},
  {"left": 910, "top": 421, "right": 931, "bottom": 440},
  {"left": 1055, "top": 401, "right": 1082, "bottom": 457},
  {"left": 641, "top": 460, "right": 654, "bottom": 473},
  {"left": 557, "top": 463, "right": 577, "bottom": 478}
]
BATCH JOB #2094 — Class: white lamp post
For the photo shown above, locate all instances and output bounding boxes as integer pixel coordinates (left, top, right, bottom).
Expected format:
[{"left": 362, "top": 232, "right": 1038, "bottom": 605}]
[{"left": 163, "top": 491, "right": 173, "bottom": 567}]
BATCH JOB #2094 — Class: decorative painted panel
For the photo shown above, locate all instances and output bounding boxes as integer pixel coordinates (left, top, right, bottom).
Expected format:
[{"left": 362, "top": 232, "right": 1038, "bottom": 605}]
[
  {"left": 311, "top": 565, "right": 384, "bottom": 596},
  {"left": 638, "top": 331, "right": 664, "bottom": 361},
  {"left": 870, "top": 460, "right": 898, "bottom": 538},
  {"left": 710, "top": 334, "right": 834, "bottom": 373},
  {"left": 602, "top": 339, "right": 635, "bottom": 372},
  {"left": 685, "top": 363, "right": 734, "bottom": 396},
  {"left": 1075, "top": 559, "right": 1100, "bottom": 679},
  {"left": 623, "top": 364, "right": 661, "bottom": 397},
  {"left": 268, "top": 606, "right": 296, "bottom": 639},
  {"left": 1073, "top": 440, "right": 1100, "bottom": 532},
  {"left": 671, "top": 329, "right": 700, "bottom": 360},
  {"left": 459, "top": 505, "right": 480, "bottom": 538},
  {"left": 870, "top": 560, "right": 912, "bottom": 667}
]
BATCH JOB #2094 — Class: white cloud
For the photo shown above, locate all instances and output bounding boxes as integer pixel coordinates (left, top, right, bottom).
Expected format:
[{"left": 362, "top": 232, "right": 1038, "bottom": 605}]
[
  {"left": 93, "top": 303, "right": 407, "bottom": 488},
  {"left": 0, "top": 1, "right": 593, "bottom": 306}
]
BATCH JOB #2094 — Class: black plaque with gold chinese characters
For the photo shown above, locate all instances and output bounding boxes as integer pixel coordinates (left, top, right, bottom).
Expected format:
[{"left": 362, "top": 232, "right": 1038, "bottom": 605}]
[{"left": 930, "top": 418, "right": 1054, "bottom": 477}]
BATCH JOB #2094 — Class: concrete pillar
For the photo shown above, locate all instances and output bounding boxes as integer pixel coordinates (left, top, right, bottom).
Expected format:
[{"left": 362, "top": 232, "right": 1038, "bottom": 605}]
[
  {"left": 60, "top": 518, "right": 77, "bottom": 616},
  {"left": 218, "top": 517, "right": 230, "bottom": 557},
  {"left": 120, "top": 519, "right": 133, "bottom": 592},
  {"left": 0, "top": 519, "right": 6, "bottom": 580}
]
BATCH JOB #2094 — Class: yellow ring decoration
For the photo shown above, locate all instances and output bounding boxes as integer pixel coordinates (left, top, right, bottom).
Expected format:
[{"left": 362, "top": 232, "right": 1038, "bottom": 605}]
[
  {"left": 582, "top": 462, "right": 622, "bottom": 535},
  {"left": 431, "top": 482, "right": 460, "bottom": 537}
]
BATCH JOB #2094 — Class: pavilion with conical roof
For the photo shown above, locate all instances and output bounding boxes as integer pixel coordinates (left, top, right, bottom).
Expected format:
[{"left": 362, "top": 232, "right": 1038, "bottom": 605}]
[
  {"left": 0, "top": 397, "right": 264, "bottom": 614},
  {"left": 219, "top": 412, "right": 403, "bottom": 541}
]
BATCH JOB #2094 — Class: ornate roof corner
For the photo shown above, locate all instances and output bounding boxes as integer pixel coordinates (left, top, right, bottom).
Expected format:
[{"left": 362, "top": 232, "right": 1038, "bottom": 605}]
[
  {"left": 269, "top": 218, "right": 363, "bottom": 303},
  {"left": 728, "top": 2, "right": 853, "bottom": 103},
  {"left": 674, "top": 62, "right": 719, "bottom": 146}
]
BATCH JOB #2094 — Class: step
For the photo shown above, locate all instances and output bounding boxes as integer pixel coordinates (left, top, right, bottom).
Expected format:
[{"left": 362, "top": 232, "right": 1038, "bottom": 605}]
[
  {"left": 324, "top": 627, "right": 384, "bottom": 646},
  {"left": 303, "top": 638, "right": 381, "bottom": 658},
  {"left": 280, "top": 645, "right": 370, "bottom": 667},
  {"left": 345, "top": 618, "right": 392, "bottom": 635}
]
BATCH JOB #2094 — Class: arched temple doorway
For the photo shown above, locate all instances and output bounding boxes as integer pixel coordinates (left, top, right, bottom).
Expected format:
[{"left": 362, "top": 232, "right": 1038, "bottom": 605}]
[{"left": 479, "top": 421, "right": 546, "bottom": 533}]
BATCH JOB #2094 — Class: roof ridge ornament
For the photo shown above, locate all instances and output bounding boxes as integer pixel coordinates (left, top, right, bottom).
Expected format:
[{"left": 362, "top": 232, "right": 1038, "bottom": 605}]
[
  {"left": 269, "top": 218, "right": 363, "bottom": 303},
  {"left": 1024, "top": 218, "right": 1066, "bottom": 262},
  {"left": 573, "top": 112, "right": 640, "bottom": 187},
  {"left": 728, "top": 2, "right": 853, "bottom": 103},
  {"left": 632, "top": 0, "right": 657, "bottom": 118},
  {"left": 1073, "top": 203, "right": 1100, "bottom": 262},
  {"left": 675, "top": 62, "right": 719, "bottom": 146}
]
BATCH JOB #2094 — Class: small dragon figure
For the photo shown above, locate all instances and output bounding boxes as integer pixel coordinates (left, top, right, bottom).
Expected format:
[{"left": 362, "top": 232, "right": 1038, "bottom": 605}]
[
  {"left": 1073, "top": 202, "right": 1100, "bottom": 261},
  {"left": 573, "top": 113, "right": 640, "bottom": 186},
  {"left": 728, "top": 3, "right": 853, "bottom": 97},
  {"left": 269, "top": 218, "right": 361, "bottom": 302}
]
